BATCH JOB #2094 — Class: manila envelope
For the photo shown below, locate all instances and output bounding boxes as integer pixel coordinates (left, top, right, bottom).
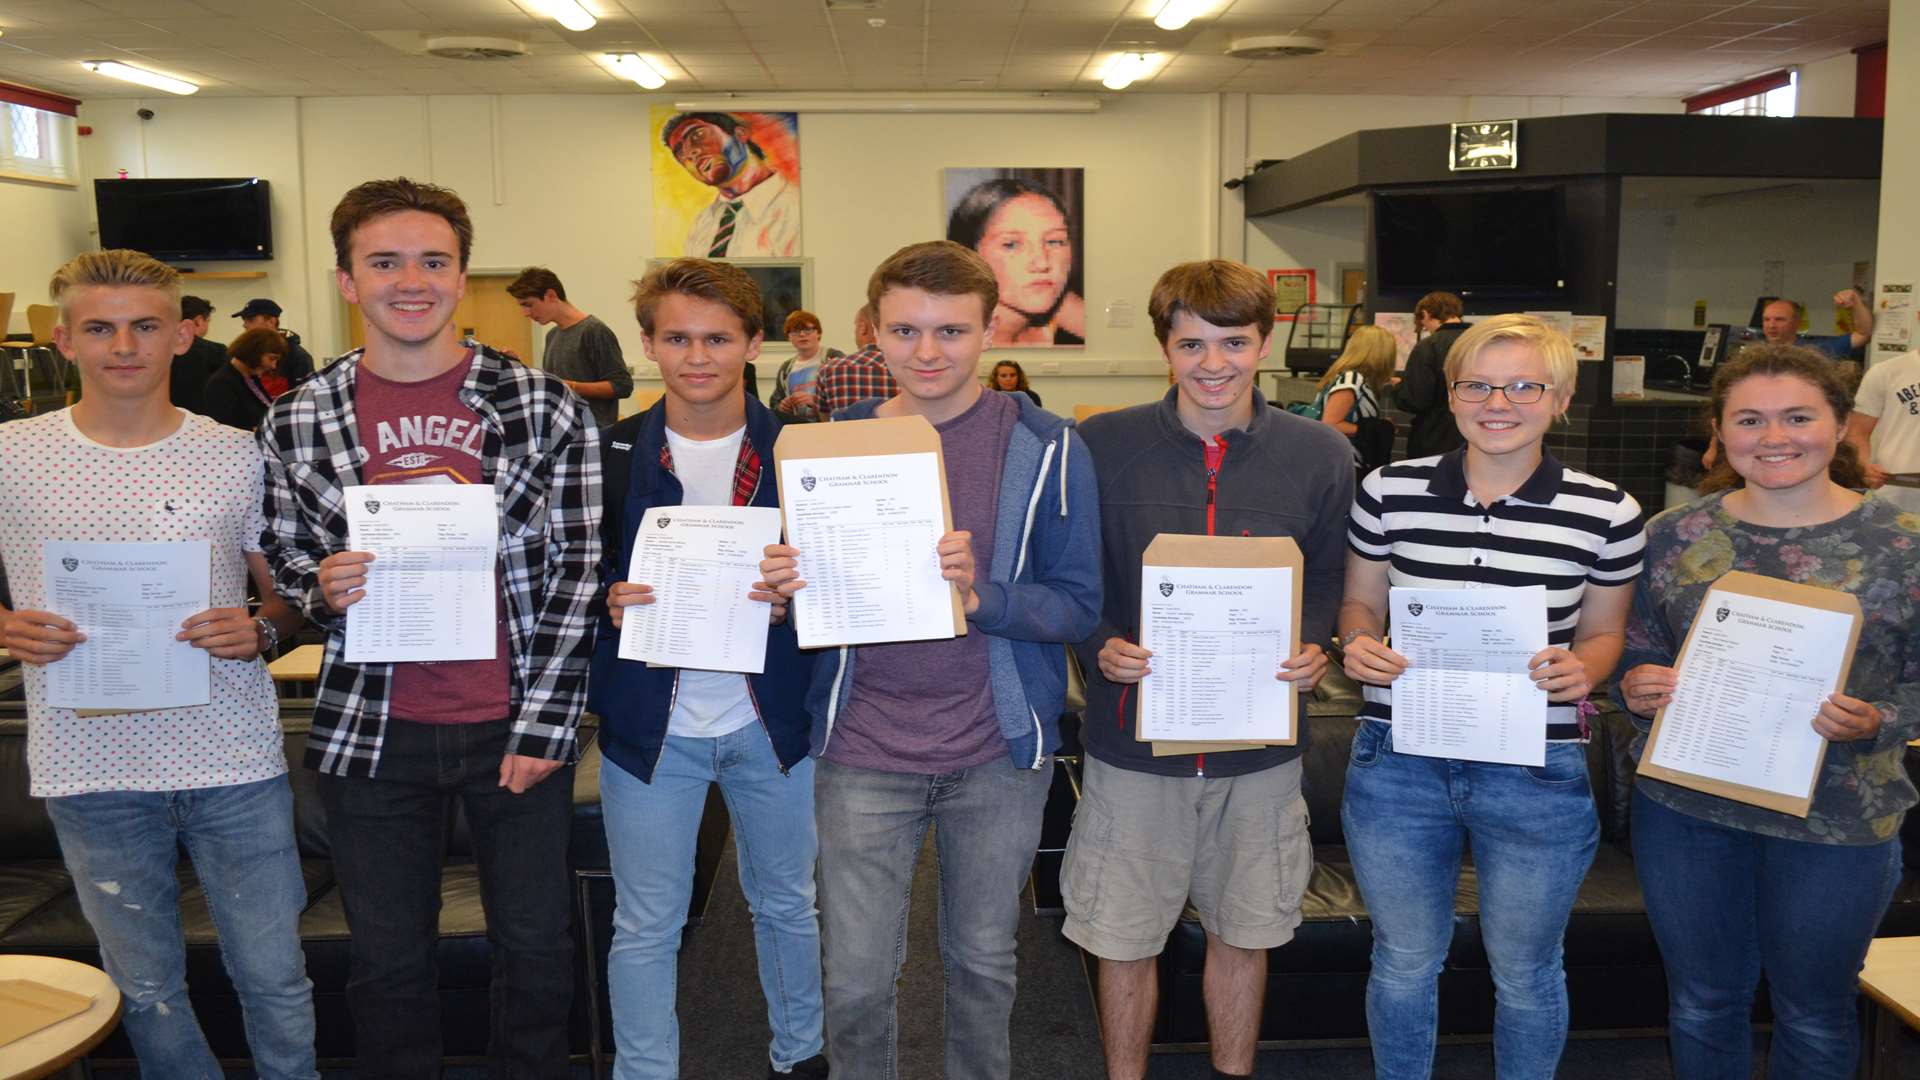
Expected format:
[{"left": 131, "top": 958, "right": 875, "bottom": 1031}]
[
  {"left": 0, "top": 979, "right": 94, "bottom": 1047},
  {"left": 771, "top": 415, "right": 967, "bottom": 643},
  {"left": 1138, "top": 533, "right": 1304, "bottom": 756},
  {"left": 1638, "top": 570, "right": 1863, "bottom": 818}
]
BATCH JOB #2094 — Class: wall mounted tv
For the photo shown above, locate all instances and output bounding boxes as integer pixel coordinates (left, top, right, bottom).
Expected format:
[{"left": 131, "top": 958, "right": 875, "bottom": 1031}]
[
  {"left": 1374, "top": 186, "right": 1564, "bottom": 295},
  {"left": 94, "top": 178, "right": 273, "bottom": 262}
]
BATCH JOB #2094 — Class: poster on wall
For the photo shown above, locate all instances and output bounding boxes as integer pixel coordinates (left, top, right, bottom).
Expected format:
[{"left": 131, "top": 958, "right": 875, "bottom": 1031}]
[
  {"left": 651, "top": 107, "right": 801, "bottom": 258},
  {"left": 943, "top": 167, "right": 1085, "bottom": 348},
  {"left": 1374, "top": 312, "right": 1416, "bottom": 371},
  {"left": 1268, "top": 269, "right": 1315, "bottom": 322}
]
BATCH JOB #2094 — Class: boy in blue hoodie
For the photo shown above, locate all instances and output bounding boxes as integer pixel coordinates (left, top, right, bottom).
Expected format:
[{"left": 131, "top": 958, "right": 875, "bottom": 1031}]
[
  {"left": 760, "top": 240, "right": 1102, "bottom": 1080},
  {"left": 588, "top": 258, "right": 825, "bottom": 1080}
]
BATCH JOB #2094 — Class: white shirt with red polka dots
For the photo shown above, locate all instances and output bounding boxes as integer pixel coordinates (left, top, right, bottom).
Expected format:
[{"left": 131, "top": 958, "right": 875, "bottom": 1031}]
[{"left": 0, "top": 408, "right": 286, "bottom": 798}]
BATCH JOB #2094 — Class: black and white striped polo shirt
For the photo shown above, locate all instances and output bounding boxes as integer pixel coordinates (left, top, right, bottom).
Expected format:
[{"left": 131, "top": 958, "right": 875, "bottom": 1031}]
[{"left": 1348, "top": 448, "right": 1647, "bottom": 741}]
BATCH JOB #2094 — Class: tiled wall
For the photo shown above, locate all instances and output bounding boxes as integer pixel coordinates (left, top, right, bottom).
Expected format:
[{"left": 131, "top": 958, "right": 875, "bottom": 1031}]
[{"left": 1547, "top": 400, "right": 1713, "bottom": 514}]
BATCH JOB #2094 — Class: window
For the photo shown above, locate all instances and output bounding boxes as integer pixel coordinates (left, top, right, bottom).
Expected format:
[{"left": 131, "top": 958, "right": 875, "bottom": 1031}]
[
  {"left": 0, "top": 102, "right": 76, "bottom": 184},
  {"left": 1685, "top": 69, "right": 1797, "bottom": 118}
]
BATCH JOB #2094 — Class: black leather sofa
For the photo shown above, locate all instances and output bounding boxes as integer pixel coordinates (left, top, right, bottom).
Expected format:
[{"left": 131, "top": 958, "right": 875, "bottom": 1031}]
[
  {"left": 0, "top": 702, "right": 611, "bottom": 1068},
  {"left": 1091, "top": 675, "right": 1920, "bottom": 1048}
]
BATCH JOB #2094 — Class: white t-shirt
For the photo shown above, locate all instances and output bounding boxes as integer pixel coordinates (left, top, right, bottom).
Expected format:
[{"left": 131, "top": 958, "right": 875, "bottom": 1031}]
[
  {"left": 1856, "top": 349, "right": 1920, "bottom": 514},
  {"left": 660, "top": 424, "right": 758, "bottom": 739},
  {"left": 0, "top": 409, "right": 285, "bottom": 797}
]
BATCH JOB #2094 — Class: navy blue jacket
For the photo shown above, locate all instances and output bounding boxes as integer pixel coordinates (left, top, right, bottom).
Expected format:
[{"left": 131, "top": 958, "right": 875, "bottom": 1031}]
[{"left": 586, "top": 397, "right": 812, "bottom": 782}]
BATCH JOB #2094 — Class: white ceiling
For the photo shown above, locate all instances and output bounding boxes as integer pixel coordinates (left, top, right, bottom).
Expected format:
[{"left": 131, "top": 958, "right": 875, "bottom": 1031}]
[{"left": 0, "top": 0, "right": 1890, "bottom": 102}]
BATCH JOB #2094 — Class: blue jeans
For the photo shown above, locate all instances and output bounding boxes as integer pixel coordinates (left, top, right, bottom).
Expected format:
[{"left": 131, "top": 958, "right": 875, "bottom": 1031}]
[
  {"left": 317, "top": 717, "right": 575, "bottom": 1079},
  {"left": 45, "top": 775, "right": 316, "bottom": 1080},
  {"left": 814, "top": 754, "right": 1052, "bottom": 1080},
  {"left": 1632, "top": 789, "right": 1901, "bottom": 1079},
  {"left": 1341, "top": 720, "right": 1598, "bottom": 1080},
  {"left": 600, "top": 727, "right": 823, "bottom": 1078}
]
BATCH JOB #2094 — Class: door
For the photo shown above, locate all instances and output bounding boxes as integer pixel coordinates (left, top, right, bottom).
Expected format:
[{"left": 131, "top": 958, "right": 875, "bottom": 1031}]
[
  {"left": 344, "top": 273, "right": 534, "bottom": 363},
  {"left": 1339, "top": 265, "right": 1366, "bottom": 307}
]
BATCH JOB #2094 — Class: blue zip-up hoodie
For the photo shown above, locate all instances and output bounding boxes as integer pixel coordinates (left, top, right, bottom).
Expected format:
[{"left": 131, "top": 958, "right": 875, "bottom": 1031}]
[
  {"left": 586, "top": 397, "right": 813, "bottom": 782},
  {"left": 805, "top": 394, "right": 1102, "bottom": 770}
]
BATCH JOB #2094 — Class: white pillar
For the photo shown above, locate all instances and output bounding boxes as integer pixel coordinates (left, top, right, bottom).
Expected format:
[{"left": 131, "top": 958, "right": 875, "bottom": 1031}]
[{"left": 1872, "top": 0, "right": 1919, "bottom": 365}]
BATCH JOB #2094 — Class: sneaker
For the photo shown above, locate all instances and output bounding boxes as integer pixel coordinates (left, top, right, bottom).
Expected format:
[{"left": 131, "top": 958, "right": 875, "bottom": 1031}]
[{"left": 769, "top": 1053, "right": 829, "bottom": 1079}]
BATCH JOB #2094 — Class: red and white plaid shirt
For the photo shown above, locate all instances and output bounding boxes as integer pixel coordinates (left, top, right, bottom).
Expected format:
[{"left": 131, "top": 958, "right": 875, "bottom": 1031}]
[{"left": 813, "top": 345, "right": 898, "bottom": 419}]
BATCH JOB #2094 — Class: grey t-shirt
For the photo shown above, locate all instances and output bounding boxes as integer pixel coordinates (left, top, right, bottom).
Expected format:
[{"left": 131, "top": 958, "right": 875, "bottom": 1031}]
[
  {"left": 827, "top": 389, "right": 1018, "bottom": 774},
  {"left": 543, "top": 314, "right": 632, "bottom": 427}
]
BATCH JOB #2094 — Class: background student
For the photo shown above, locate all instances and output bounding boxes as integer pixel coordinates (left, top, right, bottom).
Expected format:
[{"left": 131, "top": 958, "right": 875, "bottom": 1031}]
[
  {"left": 1339, "top": 314, "right": 1645, "bottom": 1079},
  {"left": 1617, "top": 344, "right": 1920, "bottom": 1080}
]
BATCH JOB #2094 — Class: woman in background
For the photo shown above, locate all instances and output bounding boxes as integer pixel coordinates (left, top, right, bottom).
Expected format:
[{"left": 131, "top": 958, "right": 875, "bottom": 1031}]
[
  {"left": 202, "top": 327, "right": 283, "bottom": 432},
  {"left": 987, "top": 359, "right": 1041, "bottom": 407},
  {"left": 1616, "top": 344, "right": 1920, "bottom": 1080},
  {"left": 947, "top": 178, "right": 1086, "bottom": 347},
  {"left": 1313, "top": 324, "right": 1396, "bottom": 437}
]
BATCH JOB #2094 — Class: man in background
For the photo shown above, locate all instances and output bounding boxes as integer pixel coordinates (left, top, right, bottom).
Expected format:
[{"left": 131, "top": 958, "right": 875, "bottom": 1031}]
[
  {"left": 1759, "top": 290, "right": 1873, "bottom": 359},
  {"left": 662, "top": 111, "right": 800, "bottom": 258},
  {"left": 1849, "top": 346, "right": 1920, "bottom": 514},
  {"left": 1396, "top": 290, "right": 1470, "bottom": 459},
  {"left": 170, "top": 293, "right": 226, "bottom": 414},
  {"left": 235, "top": 298, "right": 316, "bottom": 384},
  {"left": 805, "top": 305, "right": 897, "bottom": 419},
  {"left": 507, "top": 266, "right": 633, "bottom": 428}
]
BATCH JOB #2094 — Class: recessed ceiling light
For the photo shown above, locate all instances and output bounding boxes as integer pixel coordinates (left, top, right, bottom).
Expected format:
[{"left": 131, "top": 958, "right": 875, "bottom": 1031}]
[
  {"left": 82, "top": 60, "right": 198, "bottom": 95},
  {"left": 607, "top": 53, "right": 668, "bottom": 89},
  {"left": 529, "top": 0, "right": 595, "bottom": 33},
  {"left": 1154, "top": 0, "right": 1204, "bottom": 31},
  {"left": 1102, "top": 51, "right": 1156, "bottom": 91}
]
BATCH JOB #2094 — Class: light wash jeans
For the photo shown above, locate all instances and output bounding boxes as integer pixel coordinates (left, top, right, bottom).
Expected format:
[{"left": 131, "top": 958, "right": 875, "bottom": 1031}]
[
  {"left": 1632, "top": 789, "right": 1901, "bottom": 1080},
  {"left": 45, "top": 774, "right": 316, "bottom": 1080},
  {"left": 1341, "top": 719, "right": 1598, "bottom": 1080},
  {"left": 814, "top": 754, "right": 1052, "bottom": 1080},
  {"left": 600, "top": 727, "right": 823, "bottom": 1079}
]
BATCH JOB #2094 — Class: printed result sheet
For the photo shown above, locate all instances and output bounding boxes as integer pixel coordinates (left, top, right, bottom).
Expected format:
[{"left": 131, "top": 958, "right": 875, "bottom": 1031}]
[
  {"left": 1389, "top": 585, "right": 1549, "bottom": 766},
  {"left": 778, "top": 451, "right": 953, "bottom": 649},
  {"left": 1137, "top": 564, "right": 1295, "bottom": 742},
  {"left": 41, "top": 540, "right": 211, "bottom": 710},
  {"left": 1647, "top": 587, "right": 1854, "bottom": 797},
  {"left": 618, "top": 505, "right": 784, "bottom": 674},
  {"left": 344, "top": 484, "right": 498, "bottom": 663}
]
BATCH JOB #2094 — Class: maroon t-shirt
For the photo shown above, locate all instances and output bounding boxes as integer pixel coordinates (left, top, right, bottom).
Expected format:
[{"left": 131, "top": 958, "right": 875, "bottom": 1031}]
[
  {"left": 355, "top": 352, "right": 512, "bottom": 724},
  {"left": 827, "top": 389, "right": 1017, "bottom": 773}
]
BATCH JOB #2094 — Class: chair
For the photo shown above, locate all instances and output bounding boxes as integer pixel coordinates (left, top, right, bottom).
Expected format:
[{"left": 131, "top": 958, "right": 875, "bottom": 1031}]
[
  {"left": 0, "top": 293, "right": 16, "bottom": 348},
  {"left": 3, "top": 305, "right": 65, "bottom": 413}
]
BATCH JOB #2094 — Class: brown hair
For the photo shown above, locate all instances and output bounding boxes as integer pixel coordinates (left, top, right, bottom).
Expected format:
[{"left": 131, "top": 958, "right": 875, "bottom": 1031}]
[
  {"left": 507, "top": 266, "right": 566, "bottom": 303},
  {"left": 784, "top": 309, "right": 822, "bottom": 336},
  {"left": 227, "top": 327, "right": 286, "bottom": 373},
  {"left": 990, "top": 359, "right": 1030, "bottom": 392},
  {"left": 1147, "top": 260, "right": 1275, "bottom": 346},
  {"left": 49, "top": 249, "right": 181, "bottom": 321},
  {"left": 329, "top": 177, "right": 474, "bottom": 271},
  {"left": 1415, "top": 291, "right": 1463, "bottom": 323},
  {"left": 631, "top": 258, "right": 764, "bottom": 338},
  {"left": 866, "top": 241, "right": 999, "bottom": 325},
  {"left": 1699, "top": 343, "right": 1865, "bottom": 493}
]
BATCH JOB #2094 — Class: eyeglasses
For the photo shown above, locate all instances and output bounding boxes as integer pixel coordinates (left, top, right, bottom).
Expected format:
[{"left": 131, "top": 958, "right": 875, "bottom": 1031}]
[{"left": 1449, "top": 379, "right": 1552, "bottom": 404}]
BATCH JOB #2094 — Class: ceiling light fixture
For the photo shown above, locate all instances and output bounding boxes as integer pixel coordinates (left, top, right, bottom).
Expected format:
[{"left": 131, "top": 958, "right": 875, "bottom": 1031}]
[
  {"left": 530, "top": 0, "right": 595, "bottom": 33},
  {"left": 81, "top": 60, "right": 198, "bottom": 95},
  {"left": 1102, "top": 52, "right": 1155, "bottom": 91},
  {"left": 671, "top": 93, "right": 1099, "bottom": 114},
  {"left": 1153, "top": 0, "right": 1204, "bottom": 31},
  {"left": 608, "top": 53, "right": 668, "bottom": 89}
]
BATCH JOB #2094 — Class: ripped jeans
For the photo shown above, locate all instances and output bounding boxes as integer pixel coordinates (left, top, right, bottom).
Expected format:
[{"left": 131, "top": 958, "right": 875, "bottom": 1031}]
[{"left": 45, "top": 775, "right": 317, "bottom": 1079}]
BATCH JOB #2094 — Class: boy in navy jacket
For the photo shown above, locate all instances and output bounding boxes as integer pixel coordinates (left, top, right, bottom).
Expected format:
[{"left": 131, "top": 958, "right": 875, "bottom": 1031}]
[{"left": 587, "top": 258, "right": 825, "bottom": 1079}]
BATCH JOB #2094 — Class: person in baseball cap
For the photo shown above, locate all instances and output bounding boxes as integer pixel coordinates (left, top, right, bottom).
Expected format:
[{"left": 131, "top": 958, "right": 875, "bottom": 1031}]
[{"left": 233, "top": 298, "right": 314, "bottom": 387}]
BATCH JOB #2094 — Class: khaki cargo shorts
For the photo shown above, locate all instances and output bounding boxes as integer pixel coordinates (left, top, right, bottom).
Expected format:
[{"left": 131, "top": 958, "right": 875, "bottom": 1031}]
[{"left": 1060, "top": 755, "right": 1312, "bottom": 962}]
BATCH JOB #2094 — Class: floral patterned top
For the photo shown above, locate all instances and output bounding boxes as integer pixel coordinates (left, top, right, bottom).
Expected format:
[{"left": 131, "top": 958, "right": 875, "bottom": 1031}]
[{"left": 1618, "top": 490, "right": 1920, "bottom": 844}]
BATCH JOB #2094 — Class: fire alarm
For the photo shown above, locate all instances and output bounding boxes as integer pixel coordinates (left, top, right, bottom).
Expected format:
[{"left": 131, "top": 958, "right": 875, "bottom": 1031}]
[{"left": 77, "top": 125, "right": 93, "bottom": 135}]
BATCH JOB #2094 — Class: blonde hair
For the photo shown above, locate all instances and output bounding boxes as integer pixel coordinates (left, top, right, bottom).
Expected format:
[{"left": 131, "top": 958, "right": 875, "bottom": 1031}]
[
  {"left": 49, "top": 249, "right": 182, "bottom": 321},
  {"left": 1443, "top": 313, "right": 1577, "bottom": 409},
  {"left": 1317, "top": 324, "right": 1398, "bottom": 394}
]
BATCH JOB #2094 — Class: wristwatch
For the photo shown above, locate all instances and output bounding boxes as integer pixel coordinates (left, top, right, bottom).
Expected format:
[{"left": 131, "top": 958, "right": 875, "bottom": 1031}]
[{"left": 254, "top": 615, "right": 281, "bottom": 653}]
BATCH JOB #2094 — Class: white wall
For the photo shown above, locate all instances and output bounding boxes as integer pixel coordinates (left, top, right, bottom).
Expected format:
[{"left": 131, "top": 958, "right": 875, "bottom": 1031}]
[
  {"left": 1875, "top": 0, "right": 1919, "bottom": 366},
  {"left": 1616, "top": 180, "right": 1880, "bottom": 331},
  {"left": 0, "top": 176, "right": 90, "bottom": 335},
  {"left": 1796, "top": 51, "right": 1858, "bottom": 118}
]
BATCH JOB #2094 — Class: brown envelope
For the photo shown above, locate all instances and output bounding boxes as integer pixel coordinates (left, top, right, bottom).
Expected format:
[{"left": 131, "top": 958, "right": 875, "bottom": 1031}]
[
  {"left": 771, "top": 415, "right": 967, "bottom": 644},
  {"left": 1138, "top": 533, "right": 1304, "bottom": 755},
  {"left": 1638, "top": 570, "right": 1865, "bottom": 818}
]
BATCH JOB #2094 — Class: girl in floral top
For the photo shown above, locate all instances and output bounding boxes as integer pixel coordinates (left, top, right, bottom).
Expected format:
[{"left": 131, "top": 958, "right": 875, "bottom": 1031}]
[{"left": 1617, "top": 343, "right": 1920, "bottom": 1080}]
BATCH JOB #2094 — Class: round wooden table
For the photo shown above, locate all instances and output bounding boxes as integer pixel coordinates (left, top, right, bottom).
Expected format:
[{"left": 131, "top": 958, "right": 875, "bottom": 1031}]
[{"left": 0, "top": 955, "right": 122, "bottom": 1080}]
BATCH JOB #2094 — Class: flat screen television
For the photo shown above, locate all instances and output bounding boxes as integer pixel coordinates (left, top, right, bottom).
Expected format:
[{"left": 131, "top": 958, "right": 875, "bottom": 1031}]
[
  {"left": 94, "top": 177, "right": 273, "bottom": 262},
  {"left": 1374, "top": 187, "right": 1563, "bottom": 295}
]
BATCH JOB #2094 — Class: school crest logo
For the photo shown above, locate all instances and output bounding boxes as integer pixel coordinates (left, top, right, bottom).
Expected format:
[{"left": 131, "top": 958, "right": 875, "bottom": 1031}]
[
  {"left": 1406, "top": 601, "right": 1424, "bottom": 617},
  {"left": 800, "top": 469, "right": 817, "bottom": 493},
  {"left": 61, "top": 557, "right": 78, "bottom": 572},
  {"left": 656, "top": 516, "right": 671, "bottom": 529},
  {"left": 1715, "top": 606, "right": 1730, "bottom": 623},
  {"left": 363, "top": 499, "right": 381, "bottom": 515},
  {"left": 1158, "top": 578, "right": 1175, "bottom": 598}
]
